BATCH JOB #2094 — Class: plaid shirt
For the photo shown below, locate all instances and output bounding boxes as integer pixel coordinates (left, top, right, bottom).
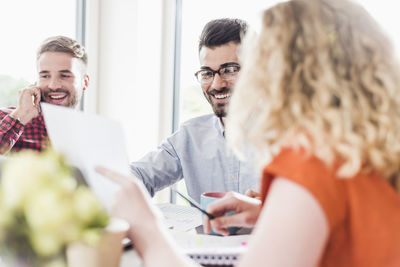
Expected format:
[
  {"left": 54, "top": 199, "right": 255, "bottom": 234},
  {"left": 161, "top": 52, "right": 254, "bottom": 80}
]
[{"left": 0, "top": 107, "right": 50, "bottom": 154}]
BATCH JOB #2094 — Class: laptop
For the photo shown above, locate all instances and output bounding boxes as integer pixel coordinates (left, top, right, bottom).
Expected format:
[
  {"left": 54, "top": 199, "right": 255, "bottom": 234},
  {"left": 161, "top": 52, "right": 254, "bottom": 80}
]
[{"left": 41, "top": 103, "right": 132, "bottom": 211}]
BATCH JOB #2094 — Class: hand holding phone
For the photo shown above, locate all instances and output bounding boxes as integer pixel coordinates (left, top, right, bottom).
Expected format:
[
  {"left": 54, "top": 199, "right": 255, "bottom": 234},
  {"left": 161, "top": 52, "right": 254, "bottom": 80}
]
[{"left": 10, "top": 84, "right": 41, "bottom": 125}]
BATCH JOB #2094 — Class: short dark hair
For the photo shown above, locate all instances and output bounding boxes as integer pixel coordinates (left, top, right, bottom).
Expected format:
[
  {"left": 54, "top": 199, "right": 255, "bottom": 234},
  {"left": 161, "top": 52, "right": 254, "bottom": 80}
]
[
  {"left": 36, "top": 36, "right": 87, "bottom": 66},
  {"left": 198, "top": 18, "right": 248, "bottom": 53}
]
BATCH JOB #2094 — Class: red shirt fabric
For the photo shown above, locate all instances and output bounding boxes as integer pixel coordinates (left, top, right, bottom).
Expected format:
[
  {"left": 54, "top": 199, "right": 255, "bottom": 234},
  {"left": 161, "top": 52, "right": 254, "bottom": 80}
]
[
  {"left": 0, "top": 107, "right": 50, "bottom": 154},
  {"left": 260, "top": 147, "right": 400, "bottom": 267}
]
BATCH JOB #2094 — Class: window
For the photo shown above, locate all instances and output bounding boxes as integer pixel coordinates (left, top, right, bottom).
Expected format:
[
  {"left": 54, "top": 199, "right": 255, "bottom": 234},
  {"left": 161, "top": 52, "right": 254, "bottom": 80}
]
[{"left": 0, "top": 0, "right": 77, "bottom": 107}]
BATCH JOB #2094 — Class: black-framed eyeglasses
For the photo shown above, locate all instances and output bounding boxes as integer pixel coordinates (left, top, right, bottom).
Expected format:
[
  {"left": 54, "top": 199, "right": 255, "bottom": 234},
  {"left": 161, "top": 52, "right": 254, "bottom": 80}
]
[{"left": 194, "top": 62, "right": 240, "bottom": 85}]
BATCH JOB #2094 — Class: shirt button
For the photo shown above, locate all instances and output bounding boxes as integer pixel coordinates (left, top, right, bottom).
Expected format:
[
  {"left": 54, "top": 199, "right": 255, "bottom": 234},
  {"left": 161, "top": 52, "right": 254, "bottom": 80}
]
[{"left": 232, "top": 176, "right": 237, "bottom": 181}]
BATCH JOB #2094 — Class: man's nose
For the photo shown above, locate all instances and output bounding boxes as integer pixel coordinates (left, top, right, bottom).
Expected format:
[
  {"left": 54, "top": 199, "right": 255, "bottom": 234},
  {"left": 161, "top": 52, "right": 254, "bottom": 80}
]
[
  {"left": 48, "top": 77, "right": 62, "bottom": 89},
  {"left": 210, "top": 73, "right": 227, "bottom": 91}
]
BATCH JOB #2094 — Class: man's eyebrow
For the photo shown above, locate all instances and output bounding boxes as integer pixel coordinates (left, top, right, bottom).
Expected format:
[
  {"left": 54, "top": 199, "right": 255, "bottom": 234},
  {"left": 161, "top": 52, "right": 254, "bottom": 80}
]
[
  {"left": 59, "top": 69, "right": 73, "bottom": 73},
  {"left": 200, "top": 66, "right": 213, "bottom": 71},
  {"left": 39, "top": 69, "right": 73, "bottom": 74},
  {"left": 220, "top": 62, "right": 239, "bottom": 68},
  {"left": 200, "top": 62, "right": 239, "bottom": 71}
]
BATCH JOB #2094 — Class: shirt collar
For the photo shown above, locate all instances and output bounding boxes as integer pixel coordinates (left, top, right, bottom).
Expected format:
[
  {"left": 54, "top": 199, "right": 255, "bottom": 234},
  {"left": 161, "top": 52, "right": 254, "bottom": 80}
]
[{"left": 214, "top": 115, "right": 225, "bottom": 138}]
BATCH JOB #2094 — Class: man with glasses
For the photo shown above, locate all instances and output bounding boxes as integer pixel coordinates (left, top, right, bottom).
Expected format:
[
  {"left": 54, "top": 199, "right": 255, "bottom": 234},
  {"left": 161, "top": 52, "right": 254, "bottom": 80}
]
[
  {"left": 195, "top": 62, "right": 241, "bottom": 118},
  {"left": 130, "top": 18, "right": 258, "bottom": 202}
]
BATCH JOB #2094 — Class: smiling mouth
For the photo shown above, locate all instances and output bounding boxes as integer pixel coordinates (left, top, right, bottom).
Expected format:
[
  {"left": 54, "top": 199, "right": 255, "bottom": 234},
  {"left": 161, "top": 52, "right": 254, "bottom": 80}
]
[
  {"left": 46, "top": 93, "right": 68, "bottom": 102},
  {"left": 49, "top": 95, "right": 66, "bottom": 99},
  {"left": 213, "top": 93, "right": 231, "bottom": 99}
]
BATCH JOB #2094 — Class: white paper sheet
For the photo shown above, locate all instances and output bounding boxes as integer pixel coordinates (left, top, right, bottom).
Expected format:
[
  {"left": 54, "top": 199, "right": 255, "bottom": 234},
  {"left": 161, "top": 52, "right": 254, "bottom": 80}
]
[
  {"left": 156, "top": 203, "right": 203, "bottom": 231},
  {"left": 42, "top": 103, "right": 131, "bottom": 211}
]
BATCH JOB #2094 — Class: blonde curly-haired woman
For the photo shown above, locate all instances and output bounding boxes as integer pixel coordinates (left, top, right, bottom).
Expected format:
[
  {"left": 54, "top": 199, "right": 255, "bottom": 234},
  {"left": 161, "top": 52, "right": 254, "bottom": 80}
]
[{"left": 98, "top": 0, "right": 400, "bottom": 266}]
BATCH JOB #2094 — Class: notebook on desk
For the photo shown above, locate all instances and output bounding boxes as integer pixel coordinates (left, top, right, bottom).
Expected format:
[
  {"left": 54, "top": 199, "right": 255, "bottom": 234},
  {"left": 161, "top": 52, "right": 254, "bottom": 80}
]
[
  {"left": 156, "top": 203, "right": 203, "bottom": 231},
  {"left": 172, "top": 232, "right": 249, "bottom": 266},
  {"left": 41, "top": 103, "right": 131, "bottom": 211}
]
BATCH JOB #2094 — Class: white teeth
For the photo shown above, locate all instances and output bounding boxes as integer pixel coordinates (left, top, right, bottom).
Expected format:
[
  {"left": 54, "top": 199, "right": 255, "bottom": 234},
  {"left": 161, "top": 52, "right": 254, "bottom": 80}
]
[
  {"left": 50, "top": 95, "right": 66, "bottom": 99},
  {"left": 214, "top": 94, "right": 231, "bottom": 99}
]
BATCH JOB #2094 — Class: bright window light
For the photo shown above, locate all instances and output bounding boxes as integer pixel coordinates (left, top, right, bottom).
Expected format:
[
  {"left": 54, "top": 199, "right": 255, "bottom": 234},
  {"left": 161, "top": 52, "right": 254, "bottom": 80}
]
[{"left": 0, "top": 0, "right": 76, "bottom": 107}]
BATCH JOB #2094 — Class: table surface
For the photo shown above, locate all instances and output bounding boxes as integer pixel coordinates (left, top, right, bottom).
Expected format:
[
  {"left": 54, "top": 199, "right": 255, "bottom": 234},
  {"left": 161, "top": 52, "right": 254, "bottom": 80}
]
[
  {"left": 120, "top": 249, "right": 233, "bottom": 267},
  {"left": 119, "top": 208, "right": 249, "bottom": 267}
]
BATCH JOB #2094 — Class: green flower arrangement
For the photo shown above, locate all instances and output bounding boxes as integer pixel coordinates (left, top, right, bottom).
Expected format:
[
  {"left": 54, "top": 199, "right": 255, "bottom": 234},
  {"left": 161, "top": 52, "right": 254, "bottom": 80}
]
[{"left": 0, "top": 150, "right": 109, "bottom": 267}]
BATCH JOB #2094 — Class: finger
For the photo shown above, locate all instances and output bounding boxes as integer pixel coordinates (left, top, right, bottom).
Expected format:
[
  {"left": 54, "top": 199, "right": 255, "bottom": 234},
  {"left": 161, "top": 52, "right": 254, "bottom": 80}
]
[
  {"left": 246, "top": 189, "right": 261, "bottom": 199},
  {"left": 203, "top": 217, "right": 211, "bottom": 234},
  {"left": 245, "top": 189, "right": 256, "bottom": 197},
  {"left": 206, "top": 194, "right": 239, "bottom": 216},
  {"left": 95, "top": 166, "right": 130, "bottom": 186},
  {"left": 19, "top": 86, "right": 37, "bottom": 98},
  {"left": 32, "top": 88, "right": 41, "bottom": 106},
  {"left": 211, "top": 213, "right": 248, "bottom": 229},
  {"left": 24, "top": 84, "right": 38, "bottom": 92},
  {"left": 209, "top": 220, "right": 229, "bottom": 236}
]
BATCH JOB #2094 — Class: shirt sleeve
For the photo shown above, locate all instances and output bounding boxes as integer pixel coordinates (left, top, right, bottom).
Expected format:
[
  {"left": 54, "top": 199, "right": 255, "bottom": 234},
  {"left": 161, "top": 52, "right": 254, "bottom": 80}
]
[
  {"left": 0, "top": 111, "right": 24, "bottom": 154},
  {"left": 129, "top": 137, "right": 183, "bottom": 196}
]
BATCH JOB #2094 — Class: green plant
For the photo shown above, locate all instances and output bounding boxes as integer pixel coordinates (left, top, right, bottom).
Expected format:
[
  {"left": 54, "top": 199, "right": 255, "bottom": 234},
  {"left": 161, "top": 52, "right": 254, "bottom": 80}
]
[{"left": 0, "top": 150, "right": 109, "bottom": 266}]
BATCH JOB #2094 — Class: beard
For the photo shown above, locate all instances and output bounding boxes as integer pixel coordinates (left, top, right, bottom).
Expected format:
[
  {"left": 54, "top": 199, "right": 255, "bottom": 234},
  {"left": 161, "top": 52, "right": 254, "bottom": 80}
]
[
  {"left": 203, "top": 87, "right": 231, "bottom": 118},
  {"left": 212, "top": 103, "right": 227, "bottom": 118},
  {"left": 41, "top": 89, "right": 78, "bottom": 108}
]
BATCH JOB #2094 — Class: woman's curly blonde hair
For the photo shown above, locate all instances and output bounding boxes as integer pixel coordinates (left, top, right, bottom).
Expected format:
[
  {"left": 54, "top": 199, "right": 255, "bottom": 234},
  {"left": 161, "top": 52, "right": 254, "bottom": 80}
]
[{"left": 226, "top": 0, "right": 400, "bottom": 191}]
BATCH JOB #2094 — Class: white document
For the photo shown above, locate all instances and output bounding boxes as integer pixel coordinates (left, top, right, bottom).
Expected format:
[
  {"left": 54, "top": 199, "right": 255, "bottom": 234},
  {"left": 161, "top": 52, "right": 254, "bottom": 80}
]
[
  {"left": 42, "top": 103, "right": 131, "bottom": 211},
  {"left": 156, "top": 203, "right": 203, "bottom": 232}
]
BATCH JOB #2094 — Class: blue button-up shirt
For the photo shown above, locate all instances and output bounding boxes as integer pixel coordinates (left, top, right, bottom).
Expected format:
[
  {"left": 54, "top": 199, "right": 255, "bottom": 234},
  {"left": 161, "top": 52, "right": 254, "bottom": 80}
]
[{"left": 130, "top": 114, "right": 259, "bottom": 203}]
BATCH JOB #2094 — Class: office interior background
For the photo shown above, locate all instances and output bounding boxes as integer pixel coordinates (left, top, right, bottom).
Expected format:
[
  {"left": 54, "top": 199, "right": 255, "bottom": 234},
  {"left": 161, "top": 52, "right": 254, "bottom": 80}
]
[{"left": 1, "top": 0, "right": 399, "bottom": 202}]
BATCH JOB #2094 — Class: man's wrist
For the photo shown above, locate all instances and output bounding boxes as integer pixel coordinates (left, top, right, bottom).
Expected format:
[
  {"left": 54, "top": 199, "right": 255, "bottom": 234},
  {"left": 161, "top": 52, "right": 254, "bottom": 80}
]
[{"left": 10, "top": 111, "right": 24, "bottom": 125}]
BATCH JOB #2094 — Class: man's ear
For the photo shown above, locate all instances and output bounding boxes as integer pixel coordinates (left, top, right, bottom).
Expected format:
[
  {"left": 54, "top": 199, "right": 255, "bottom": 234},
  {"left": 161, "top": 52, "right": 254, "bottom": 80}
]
[{"left": 82, "top": 74, "right": 90, "bottom": 91}]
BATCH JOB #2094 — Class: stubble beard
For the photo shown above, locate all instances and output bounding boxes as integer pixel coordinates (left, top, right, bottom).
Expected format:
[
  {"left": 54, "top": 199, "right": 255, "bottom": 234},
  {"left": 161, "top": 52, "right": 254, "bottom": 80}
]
[
  {"left": 41, "top": 89, "right": 78, "bottom": 108},
  {"left": 204, "top": 87, "right": 230, "bottom": 118}
]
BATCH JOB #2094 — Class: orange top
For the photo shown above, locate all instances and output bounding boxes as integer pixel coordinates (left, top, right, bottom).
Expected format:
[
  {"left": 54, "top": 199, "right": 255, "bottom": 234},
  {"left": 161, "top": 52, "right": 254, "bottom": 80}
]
[{"left": 260, "top": 148, "right": 400, "bottom": 267}]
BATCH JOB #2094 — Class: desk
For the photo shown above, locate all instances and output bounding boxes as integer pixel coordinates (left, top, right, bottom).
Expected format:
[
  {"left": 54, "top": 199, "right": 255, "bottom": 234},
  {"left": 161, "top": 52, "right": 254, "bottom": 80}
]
[
  {"left": 120, "top": 249, "right": 234, "bottom": 267},
  {"left": 119, "top": 227, "right": 248, "bottom": 267},
  {"left": 118, "top": 204, "right": 248, "bottom": 267}
]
